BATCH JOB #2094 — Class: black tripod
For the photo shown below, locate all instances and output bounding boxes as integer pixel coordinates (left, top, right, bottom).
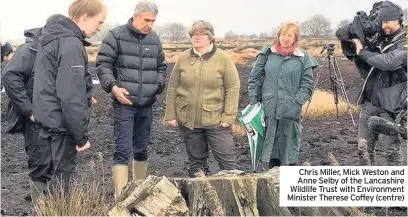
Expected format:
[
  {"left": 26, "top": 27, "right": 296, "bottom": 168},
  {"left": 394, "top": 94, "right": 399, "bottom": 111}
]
[{"left": 303, "top": 43, "right": 356, "bottom": 127}]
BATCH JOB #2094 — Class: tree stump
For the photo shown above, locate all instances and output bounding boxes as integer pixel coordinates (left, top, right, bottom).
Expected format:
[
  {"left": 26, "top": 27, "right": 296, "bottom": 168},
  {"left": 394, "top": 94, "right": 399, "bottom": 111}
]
[
  {"left": 327, "top": 153, "right": 365, "bottom": 216},
  {"left": 109, "top": 167, "right": 365, "bottom": 216},
  {"left": 109, "top": 176, "right": 189, "bottom": 216},
  {"left": 170, "top": 168, "right": 364, "bottom": 216}
]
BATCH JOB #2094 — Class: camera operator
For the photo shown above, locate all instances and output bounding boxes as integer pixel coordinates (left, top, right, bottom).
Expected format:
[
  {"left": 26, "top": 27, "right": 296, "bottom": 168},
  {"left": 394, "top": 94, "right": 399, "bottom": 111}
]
[{"left": 352, "top": 1, "right": 406, "bottom": 166}]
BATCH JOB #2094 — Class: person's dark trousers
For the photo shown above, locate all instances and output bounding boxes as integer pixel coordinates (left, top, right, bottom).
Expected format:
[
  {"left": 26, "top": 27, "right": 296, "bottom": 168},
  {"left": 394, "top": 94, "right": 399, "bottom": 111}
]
[
  {"left": 24, "top": 120, "right": 52, "bottom": 203},
  {"left": 24, "top": 120, "right": 53, "bottom": 183},
  {"left": 112, "top": 102, "right": 153, "bottom": 165},
  {"left": 178, "top": 124, "right": 238, "bottom": 177},
  {"left": 39, "top": 130, "right": 77, "bottom": 194},
  {"left": 357, "top": 101, "right": 403, "bottom": 166}
]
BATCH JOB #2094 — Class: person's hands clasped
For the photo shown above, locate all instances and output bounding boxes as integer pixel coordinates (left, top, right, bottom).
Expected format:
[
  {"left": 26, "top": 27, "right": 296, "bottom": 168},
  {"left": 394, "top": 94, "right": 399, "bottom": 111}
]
[
  {"left": 112, "top": 86, "right": 132, "bottom": 105},
  {"left": 220, "top": 121, "right": 230, "bottom": 128},
  {"left": 167, "top": 120, "right": 178, "bottom": 127}
]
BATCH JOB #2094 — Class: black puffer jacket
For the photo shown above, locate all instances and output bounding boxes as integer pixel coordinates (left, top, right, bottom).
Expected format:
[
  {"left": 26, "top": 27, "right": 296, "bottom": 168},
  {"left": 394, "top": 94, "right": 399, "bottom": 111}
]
[
  {"left": 356, "top": 25, "right": 407, "bottom": 113},
  {"left": 33, "top": 14, "right": 93, "bottom": 147},
  {"left": 96, "top": 18, "right": 167, "bottom": 107}
]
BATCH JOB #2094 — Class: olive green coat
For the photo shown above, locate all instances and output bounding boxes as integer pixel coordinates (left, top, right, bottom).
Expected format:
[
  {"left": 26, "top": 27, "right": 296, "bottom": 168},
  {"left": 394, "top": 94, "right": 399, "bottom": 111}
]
[{"left": 165, "top": 46, "right": 240, "bottom": 129}]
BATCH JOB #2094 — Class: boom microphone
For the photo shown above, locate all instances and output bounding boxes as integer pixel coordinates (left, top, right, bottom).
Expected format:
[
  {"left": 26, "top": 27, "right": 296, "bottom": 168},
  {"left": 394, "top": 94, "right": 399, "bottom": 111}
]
[
  {"left": 335, "top": 23, "right": 352, "bottom": 41},
  {"left": 367, "top": 116, "right": 404, "bottom": 136},
  {"left": 335, "top": 23, "right": 357, "bottom": 60}
]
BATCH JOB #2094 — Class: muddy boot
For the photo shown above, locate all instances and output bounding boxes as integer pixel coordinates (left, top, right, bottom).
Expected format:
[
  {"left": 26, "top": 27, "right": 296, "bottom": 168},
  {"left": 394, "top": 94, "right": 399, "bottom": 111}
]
[
  {"left": 357, "top": 139, "right": 371, "bottom": 166},
  {"left": 132, "top": 160, "right": 148, "bottom": 181},
  {"left": 269, "top": 158, "right": 281, "bottom": 169},
  {"left": 112, "top": 164, "right": 128, "bottom": 200},
  {"left": 29, "top": 180, "right": 47, "bottom": 205}
]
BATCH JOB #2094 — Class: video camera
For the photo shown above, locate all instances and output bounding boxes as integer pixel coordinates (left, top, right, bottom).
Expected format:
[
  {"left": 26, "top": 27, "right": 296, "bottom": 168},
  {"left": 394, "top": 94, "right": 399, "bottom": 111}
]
[
  {"left": 1, "top": 42, "right": 13, "bottom": 62},
  {"left": 320, "top": 43, "right": 336, "bottom": 56},
  {"left": 335, "top": 1, "right": 383, "bottom": 60}
]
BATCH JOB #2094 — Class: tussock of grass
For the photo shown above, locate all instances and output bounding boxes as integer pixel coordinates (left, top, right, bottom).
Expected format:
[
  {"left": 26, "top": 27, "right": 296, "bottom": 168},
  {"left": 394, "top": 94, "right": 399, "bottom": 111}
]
[
  {"left": 34, "top": 152, "right": 111, "bottom": 216},
  {"left": 302, "top": 89, "right": 359, "bottom": 120},
  {"left": 34, "top": 180, "right": 110, "bottom": 216}
]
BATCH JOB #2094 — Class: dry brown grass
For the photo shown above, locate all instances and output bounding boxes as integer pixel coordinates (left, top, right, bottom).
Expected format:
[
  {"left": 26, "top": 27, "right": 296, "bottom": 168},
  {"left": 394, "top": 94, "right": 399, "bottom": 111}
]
[
  {"left": 232, "top": 122, "right": 247, "bottom": 137},
  {"left": 225, "top": 50, "right": 258, "bottom": 65},
  {"left": 34, "top": 179, "right": 110, "bottom": 216},
  {"left": 165, "top": 51, "right": 182, "bottom": 64},
  {"left": 33, "top": 152, "right": 111, "bottom": 216},
  {"left": 9, "top": 38, "right": 343, "bottom": 63},
  {"left": 302, "top": 89, "right": 359, "bottom": 120},
  {"left": 84, "top": 38, "right": 343, "bottom": 63}
]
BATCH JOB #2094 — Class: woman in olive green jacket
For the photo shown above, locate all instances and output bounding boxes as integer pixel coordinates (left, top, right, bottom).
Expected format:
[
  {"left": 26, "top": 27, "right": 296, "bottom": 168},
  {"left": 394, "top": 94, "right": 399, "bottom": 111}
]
[
  {"left": 248, "top": 22, "right": 318, "bottom": 168},
  {"left": 165, "top": 21, "right": 240, "bottom": 177}
]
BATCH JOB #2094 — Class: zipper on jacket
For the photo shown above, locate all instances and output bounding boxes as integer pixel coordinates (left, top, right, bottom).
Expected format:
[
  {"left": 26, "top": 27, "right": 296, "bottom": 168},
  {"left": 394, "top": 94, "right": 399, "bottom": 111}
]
[{"left": 139, "top": 36, "right": 142, "bottom": 101}]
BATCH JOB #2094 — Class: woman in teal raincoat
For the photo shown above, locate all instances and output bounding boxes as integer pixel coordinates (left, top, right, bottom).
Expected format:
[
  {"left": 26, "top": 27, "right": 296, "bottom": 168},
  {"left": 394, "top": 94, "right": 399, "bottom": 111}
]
[{"left": 248, "top": 21, "right": 318, "bottom": 168}]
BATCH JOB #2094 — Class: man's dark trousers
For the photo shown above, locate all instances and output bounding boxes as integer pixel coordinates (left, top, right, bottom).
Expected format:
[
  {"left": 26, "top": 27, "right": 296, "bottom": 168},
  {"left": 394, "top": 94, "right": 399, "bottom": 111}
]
[{"left": 112, "top": 102, "right": 153, "bottom": 165}]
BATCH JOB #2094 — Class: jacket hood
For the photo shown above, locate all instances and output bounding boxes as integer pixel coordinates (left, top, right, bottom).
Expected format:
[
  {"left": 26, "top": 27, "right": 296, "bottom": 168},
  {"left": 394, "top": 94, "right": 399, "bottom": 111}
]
[
  {"left": 24, "top": 28, "right": 42, "bottom": 40},
  {"left": 24, "top": 28, "right": 42, "bottom": 51},
  {"left": 41, "top": 14, "right": 91, "bottom": 46}
]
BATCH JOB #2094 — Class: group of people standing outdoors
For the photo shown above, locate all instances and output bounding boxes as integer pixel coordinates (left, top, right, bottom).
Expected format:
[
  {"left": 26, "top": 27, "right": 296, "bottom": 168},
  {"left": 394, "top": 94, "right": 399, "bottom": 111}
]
[{"left": 1, "top": 0, "right": 405, "bottom": 207}]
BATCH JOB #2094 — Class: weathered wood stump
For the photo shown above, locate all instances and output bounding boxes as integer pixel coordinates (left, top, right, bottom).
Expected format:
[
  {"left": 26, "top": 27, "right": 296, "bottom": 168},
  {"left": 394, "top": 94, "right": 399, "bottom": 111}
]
[
  {"left": 109, "top": 176, "right": 189, "bottom": 216},
  {"left": 171, "top": 169, "right": 364, "bottom": 216},
  {"left": 109, "top": 166, "right": 365, "bottom": 216},
  {"left": 328, "top": 153, "right": 365, "bottom": 216}
]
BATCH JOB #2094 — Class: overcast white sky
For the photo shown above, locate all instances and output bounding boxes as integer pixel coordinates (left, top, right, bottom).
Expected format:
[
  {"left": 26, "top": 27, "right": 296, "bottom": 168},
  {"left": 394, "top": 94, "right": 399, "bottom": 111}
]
[{"left": 0, "top": 0, "right": 406, "bottom": 43}]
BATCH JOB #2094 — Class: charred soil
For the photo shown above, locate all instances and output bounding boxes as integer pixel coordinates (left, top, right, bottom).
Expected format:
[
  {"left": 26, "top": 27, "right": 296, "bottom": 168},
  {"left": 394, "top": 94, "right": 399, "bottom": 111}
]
[{"left": 1, "top": 58, "right": 406, "bottom": 216}]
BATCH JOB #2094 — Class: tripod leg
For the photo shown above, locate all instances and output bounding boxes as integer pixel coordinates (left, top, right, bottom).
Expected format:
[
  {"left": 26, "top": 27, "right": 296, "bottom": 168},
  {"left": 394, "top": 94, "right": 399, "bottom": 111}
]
[
  {"left": 328, "top": 57, "right": 340, "bottom": 120},
  {"left": 333, "top": 83, "right": 339, "bottom": 120},
  {"left": 333, "top": 58, "right": 356, "bottom": 127},
  {"left": 335, "top": 103, "right": 339, "bottom": 120}
]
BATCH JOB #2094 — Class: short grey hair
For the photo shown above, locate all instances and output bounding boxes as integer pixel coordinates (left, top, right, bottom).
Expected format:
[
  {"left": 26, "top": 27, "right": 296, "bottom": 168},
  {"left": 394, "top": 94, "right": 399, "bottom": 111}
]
[{"left": 134, "top": 1, "right": 158, "bottom": 15}]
